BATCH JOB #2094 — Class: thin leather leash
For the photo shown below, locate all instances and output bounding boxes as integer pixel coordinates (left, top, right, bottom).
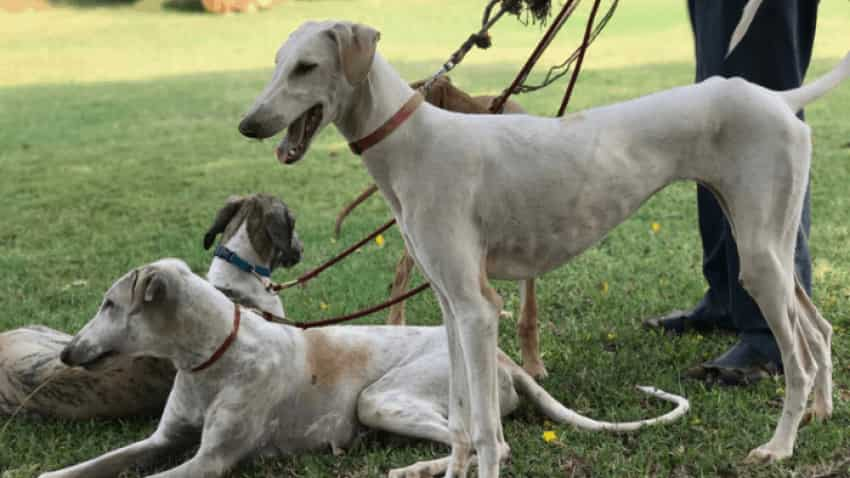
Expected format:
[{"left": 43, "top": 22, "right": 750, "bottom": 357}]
[
  {"left": 267, "top": 218, "right": 398, "bottom": 292},
  {"left": 254, "top": 282, "right": 430, "bottom": 330}
]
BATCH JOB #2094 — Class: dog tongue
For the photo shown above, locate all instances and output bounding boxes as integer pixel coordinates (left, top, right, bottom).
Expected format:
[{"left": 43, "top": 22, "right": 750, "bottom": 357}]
[
  {"left": 275, "top": 136, "right": 290, "bottom": 164},
  {"left": 276, "top": 118, "right": 307, "bottom": 164}
]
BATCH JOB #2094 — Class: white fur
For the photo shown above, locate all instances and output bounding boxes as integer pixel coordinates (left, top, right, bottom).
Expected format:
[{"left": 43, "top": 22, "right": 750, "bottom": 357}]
[
  {"left": 207, "top": 222, "right": 286, "bottom": 317},
  {"left": 239, "top": 21, "right": 848, "bottom": 475},
  {"left": 0, "top": 217, "right": 284, "bottom": 419},
  {"left": 39, "top": 259, "right": 687, "bottom": 478}
]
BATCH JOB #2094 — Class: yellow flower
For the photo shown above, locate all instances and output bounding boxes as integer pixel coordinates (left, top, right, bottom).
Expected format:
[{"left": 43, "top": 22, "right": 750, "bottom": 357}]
[
  {"left": 320, "top": 302, "right": 329, "bottom": 310},
  {"left": 542, "top": 430, "right": 557, "bottom": 443},
  {"left": 375, "top": 234, "right": 385, "bottom": 247},
  {"left": 600, "top": 281, "right": 609, "bottom": 295},
  {"left": 606, "top": 332, "right": 616, "bottom": 341},
  {"left": 651, "top": 222, "right": 661, "bottom": 234}
]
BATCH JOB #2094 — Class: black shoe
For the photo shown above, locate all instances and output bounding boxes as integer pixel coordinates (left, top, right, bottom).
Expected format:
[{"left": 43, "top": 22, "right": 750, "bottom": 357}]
[
  {"left": 642, "top": 297, "right": 732, "bottom": 336},
  {"left": 686, "top": 340, "right": 782, "bottom": 386}
]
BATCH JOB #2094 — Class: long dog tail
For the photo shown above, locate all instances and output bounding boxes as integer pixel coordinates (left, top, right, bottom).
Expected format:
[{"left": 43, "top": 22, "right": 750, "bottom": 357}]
[
  {"left": 780, "top": 52, "right": 850, "bottom": 114},
  {"left": 507, "top": 359, "right": 689, "bottom": 432}
]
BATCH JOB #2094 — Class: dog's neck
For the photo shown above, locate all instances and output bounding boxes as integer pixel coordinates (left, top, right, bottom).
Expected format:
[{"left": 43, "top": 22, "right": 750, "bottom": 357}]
[
  {"left": 207, "top": 223, "right": 285, "bottom": 317},
  {"left": 170, "top": 281, "right": 298, "bottom": 374},
  {"left": 334, "top": 53, "right": 426, "bottom": 208},
  {"left": 335, "top": 53, "right": 417, "bottom": 150}
]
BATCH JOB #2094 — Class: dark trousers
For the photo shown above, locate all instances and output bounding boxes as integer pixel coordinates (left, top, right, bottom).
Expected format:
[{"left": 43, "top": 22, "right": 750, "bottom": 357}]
[{"left": 687, "top": 0, "right": 818, "bottom": 362}]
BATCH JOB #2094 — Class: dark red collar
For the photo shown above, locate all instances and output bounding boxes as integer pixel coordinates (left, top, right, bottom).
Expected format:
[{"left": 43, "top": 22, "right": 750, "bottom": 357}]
[
  {"left": 348, "top": 92, "right": 424, "bottom": 155},
  {"left": 191, "top": 305, "right": 241, "bottom": 373}
]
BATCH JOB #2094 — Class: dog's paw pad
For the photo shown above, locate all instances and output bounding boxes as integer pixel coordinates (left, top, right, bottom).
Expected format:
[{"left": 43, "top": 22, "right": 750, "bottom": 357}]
[{"left": 744, "top": 446, "right": 791, "bottom": 464}]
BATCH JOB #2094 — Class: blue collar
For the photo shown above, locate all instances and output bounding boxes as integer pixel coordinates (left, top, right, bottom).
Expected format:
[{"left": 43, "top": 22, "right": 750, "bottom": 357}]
[{"left": 214, "top": 245, "right": 272, "bottom": 278}]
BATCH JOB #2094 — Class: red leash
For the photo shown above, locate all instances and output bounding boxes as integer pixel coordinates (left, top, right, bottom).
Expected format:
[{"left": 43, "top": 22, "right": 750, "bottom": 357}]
[
  {"left": 558, "top": 0, "right": 603, "bottom": 116},
  {"left": 268, "top": 218, "right": 397, "bottom": 292},
  {"left": 257, "top": 282, "right": 431, "bottom": 330},
  {"left": 489, "top": 0, "right": 580, "bottom": 114}
]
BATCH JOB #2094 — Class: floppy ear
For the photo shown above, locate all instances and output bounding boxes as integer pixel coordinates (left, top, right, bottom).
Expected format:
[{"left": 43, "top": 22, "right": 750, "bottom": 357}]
[
  {"left": 203, "top": 195, "right": 245, "bottom": 250},
  {"left": 129, "top": 268, "right": 173, "bottom": 315},
  {"left": 329, "top": 22, "right": 381, "bottom": 86},
  {"left": 264, "top": 201, "right": 294, "bottom": 259}
]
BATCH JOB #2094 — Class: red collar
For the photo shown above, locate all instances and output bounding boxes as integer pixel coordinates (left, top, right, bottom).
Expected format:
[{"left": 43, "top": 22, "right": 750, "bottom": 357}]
[
  {"left": 348, "top": 92, "right": 424, "bottom": 155},
  {"left": 191, "top": 305, "right": 241, "bottom": 373}
]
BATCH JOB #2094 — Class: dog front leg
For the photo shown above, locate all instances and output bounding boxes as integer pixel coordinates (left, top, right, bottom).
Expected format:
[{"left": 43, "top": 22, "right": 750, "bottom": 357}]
[
  {"left": 38, "top": 433, "right": 191, "bottom": 478},
  {"left": 431, "top": 261, "right": 506, "bottom": 478},
  {"left": 517, "top": 279, "right": 547, "bottom": 379},
  {"left": 147, "top": 403, "right": 260, "bottom": 478}
]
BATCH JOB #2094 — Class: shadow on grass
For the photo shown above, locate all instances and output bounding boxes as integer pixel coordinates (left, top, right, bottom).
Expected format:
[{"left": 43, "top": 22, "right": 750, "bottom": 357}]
[
  {"left": 161, "top": 0, "right": 204, "bottom": 13},
  {"left": 46, "top": 0, "right": 204, "bottom": 11},
  {"left": 48, "top": 0, "right": 138, "bottom": 7}
]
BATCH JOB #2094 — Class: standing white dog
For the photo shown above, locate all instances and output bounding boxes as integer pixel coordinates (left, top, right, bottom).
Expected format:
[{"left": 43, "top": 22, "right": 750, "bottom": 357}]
[{"left": 238, "top": 20, "right": 847, "bottom": 476}]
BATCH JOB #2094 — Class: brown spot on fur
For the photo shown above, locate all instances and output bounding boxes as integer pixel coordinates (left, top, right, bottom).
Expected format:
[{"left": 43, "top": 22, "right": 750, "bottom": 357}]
[{"left": 304, "top": 330, "right": 371, "bottom": 387}]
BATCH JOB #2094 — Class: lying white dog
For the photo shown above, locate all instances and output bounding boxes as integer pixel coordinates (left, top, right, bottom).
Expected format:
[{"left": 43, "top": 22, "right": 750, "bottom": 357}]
[
  {"left": 0, "top": 194, "right": 301, "bottom": 419},
  {"left": 40, "top": 258, "right": 687, "bottom": 478},
  {"left": 237, "top": 19, "right": 848, "bottom": 476}
]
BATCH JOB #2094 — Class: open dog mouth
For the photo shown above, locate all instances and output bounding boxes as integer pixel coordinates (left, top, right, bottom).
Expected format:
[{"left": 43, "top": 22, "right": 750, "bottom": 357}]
[{"left": 275, "top": 104, "right": 323, "bottom": 165}]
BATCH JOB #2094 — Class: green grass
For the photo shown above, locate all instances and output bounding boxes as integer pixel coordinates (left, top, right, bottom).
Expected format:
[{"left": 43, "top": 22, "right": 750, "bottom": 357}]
[{"left": 1, "top": 1, "right": 849, "bottom": 477}]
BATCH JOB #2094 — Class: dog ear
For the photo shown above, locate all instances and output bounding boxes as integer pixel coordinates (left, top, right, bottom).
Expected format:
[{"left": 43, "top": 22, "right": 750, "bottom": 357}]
[
  {"left": 263, "top": 201, "right": 295, "bottom": 266},
  {"left": 143, "top": 271, "right": 169, "bottom": 303},
  {"left": 329, "top": 22, "right": 380, "bottom": 86},
  {"left": 129, "top": 267, "right": 173, "bottom": 315},
  {"left": 203, "top": 195, "right": 245, "bottom": 250}
]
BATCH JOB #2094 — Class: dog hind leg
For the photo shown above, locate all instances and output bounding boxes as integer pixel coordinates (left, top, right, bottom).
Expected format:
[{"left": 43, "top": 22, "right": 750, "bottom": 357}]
[
  {"left": 387, "top": 247, "right": 416, "bottom": 325},
  {"left": 517, "top": 279, "right": 547, "bottom": 379},
  {"left": 716, "top": 139, "right": 829, "bottom": 463}
]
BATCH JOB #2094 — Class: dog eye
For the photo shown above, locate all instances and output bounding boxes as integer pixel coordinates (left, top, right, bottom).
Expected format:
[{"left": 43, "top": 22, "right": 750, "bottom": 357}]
[
  {"left": 293, "top": 62, "right": 317, "bottom": 76},
  {"left": 103, "top": 299, "right": 114, "bottom": 310}
]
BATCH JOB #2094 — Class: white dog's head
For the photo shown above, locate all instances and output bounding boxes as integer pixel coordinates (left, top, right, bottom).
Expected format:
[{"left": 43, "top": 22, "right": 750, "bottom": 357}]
[
  {"left": 60, "top": 259, "right": 197, "bottom": 369},
  {"left": 238, "top": 20, "right": 380, "bottom": 164}
]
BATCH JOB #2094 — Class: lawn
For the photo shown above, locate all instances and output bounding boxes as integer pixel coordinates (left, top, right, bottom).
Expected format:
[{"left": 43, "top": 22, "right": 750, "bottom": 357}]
[{"left": 1, "top": 1, "right": 849, "bottom": 477}]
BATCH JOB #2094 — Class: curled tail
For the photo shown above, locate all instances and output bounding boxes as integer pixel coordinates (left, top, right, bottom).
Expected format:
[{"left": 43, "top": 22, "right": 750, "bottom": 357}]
[
  {"left": 508, "top": 361, "right": 689, "bottom": 432},
  {"left": 780, "top": 52, "right": 850, "bottom": 114}
]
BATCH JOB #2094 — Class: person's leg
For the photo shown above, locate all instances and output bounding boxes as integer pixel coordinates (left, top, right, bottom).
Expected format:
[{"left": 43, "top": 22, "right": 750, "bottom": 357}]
[
  {"left": 646, "top": 0, "right": 817, "bottom": 363},
  {"left": 694, "top": 0, "right": 818, "bottom": 383},
  {"left": 643, "top": 0, "right": 737, "bottom": 334},
  {"left": 643, "top": 186, "right": 735, "bottom": 334}
]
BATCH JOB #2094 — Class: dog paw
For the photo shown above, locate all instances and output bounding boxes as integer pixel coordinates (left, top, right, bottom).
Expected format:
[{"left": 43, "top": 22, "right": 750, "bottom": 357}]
[
  {"left": 811, "top": 396, "right": 834, "bottom": 420},
  {"left": 744, "top": 445, "right": 792, "bottom": 464},
  {"left": 801, "top": 403, "right": 832, "bottom": 427},
  {"left": 389, "top": 457, "right": 452, "bottom": 478},
  {"left": 387, "top": 466, "right": 434, "bottom": 478},
  {"left": 523, "top": 361, "right": 548, "bottom": 380}
]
